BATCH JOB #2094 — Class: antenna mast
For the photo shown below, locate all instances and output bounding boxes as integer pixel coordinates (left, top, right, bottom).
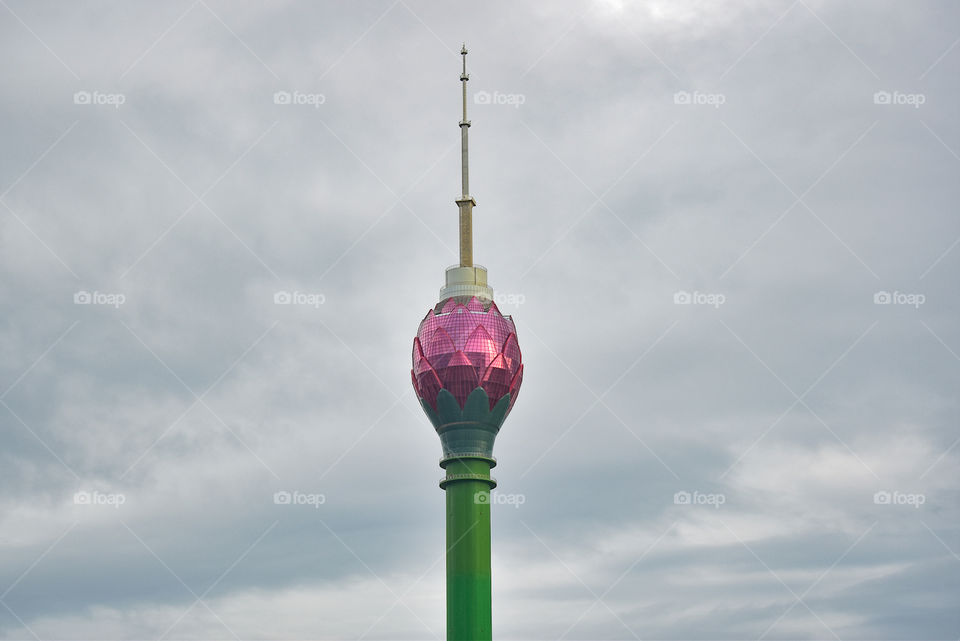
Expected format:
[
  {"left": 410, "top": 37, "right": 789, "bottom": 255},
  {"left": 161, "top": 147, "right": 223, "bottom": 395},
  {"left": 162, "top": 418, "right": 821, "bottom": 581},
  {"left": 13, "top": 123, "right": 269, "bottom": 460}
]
[{"left": 456, "top": 44, "right": 475, "bottom": 267}]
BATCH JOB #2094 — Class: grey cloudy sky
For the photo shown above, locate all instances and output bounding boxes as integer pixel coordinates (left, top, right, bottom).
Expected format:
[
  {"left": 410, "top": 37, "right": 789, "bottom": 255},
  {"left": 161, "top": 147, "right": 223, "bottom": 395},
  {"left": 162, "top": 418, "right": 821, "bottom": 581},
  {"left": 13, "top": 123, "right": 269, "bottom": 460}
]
[{"left": 0, "top": 1, "right": 958, "bottom": 639}]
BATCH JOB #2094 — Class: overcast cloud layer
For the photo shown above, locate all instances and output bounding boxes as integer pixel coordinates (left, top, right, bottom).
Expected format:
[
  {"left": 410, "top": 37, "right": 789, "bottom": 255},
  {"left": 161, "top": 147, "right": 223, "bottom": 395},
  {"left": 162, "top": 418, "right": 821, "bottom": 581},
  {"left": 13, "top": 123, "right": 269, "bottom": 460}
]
[{"left": 0, "top": 1, "right": 958, "bottom": 639}]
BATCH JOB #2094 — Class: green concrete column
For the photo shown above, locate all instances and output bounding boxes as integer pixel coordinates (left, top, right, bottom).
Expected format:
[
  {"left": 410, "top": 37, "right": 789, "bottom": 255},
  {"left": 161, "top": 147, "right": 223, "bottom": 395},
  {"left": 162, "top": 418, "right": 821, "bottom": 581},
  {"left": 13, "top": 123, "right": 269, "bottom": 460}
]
[{"left": 440, "top": 456, "right": 496, "bottom": 641}]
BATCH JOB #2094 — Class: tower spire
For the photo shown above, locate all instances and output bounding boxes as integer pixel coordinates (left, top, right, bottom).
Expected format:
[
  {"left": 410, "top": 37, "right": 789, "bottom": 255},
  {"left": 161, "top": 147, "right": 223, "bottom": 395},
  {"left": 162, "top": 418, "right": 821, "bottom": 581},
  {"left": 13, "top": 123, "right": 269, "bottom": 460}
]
[
  {"left": 440, "top": 46, "right": 491, "bottom": 302},
  {"left": 457, "top": 43, "right": 475, "bottom": 267}
]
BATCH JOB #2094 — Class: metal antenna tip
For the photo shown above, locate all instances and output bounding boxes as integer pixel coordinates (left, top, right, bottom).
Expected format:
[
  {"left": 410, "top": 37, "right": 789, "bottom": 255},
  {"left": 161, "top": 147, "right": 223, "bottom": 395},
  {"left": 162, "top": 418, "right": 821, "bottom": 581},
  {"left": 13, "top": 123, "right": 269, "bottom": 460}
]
[{"left": 461, "top": 43, "right": 468, "bottom": 55}]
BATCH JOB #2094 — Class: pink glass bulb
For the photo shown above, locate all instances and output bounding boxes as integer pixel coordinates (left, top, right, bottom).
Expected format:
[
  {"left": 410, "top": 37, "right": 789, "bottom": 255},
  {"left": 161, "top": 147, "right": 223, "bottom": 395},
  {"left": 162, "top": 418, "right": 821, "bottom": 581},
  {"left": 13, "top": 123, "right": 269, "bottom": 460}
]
[{"left": 412, "top": 297, "right": 523, "bottom": 413}]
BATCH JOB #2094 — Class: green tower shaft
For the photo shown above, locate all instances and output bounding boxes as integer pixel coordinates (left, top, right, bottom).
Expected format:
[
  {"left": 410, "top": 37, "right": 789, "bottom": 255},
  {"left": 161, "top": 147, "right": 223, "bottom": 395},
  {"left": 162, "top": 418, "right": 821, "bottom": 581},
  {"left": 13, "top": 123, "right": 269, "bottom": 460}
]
[{"left": 441, "top": 456, "right": 495, "bottom": 641}]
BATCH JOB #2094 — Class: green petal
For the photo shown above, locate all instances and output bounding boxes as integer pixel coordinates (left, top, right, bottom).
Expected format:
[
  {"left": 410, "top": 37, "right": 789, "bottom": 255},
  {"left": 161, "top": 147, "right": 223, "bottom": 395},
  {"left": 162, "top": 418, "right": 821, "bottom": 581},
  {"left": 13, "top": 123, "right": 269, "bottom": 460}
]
[
  {"left": 463, "top": 387, "right": 491, "bottom": 421},
  {"left": 435, "top": 389, "right": 462, "bottom": 424}
]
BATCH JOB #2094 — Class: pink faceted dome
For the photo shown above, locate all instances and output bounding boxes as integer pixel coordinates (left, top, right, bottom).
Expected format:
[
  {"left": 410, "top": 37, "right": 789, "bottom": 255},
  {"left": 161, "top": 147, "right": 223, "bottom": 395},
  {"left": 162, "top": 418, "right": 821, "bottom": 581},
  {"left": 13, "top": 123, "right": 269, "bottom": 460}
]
[{"left": 412, "top": 296, "right": 523, "bottom": 413}]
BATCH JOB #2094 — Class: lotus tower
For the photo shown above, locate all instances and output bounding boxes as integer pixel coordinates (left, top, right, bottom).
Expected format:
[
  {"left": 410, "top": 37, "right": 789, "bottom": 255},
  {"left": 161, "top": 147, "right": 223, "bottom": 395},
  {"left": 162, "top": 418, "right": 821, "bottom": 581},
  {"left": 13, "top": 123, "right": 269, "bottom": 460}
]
[{"left": 410, "top": 45, "right": 524, "bottom": 641}]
